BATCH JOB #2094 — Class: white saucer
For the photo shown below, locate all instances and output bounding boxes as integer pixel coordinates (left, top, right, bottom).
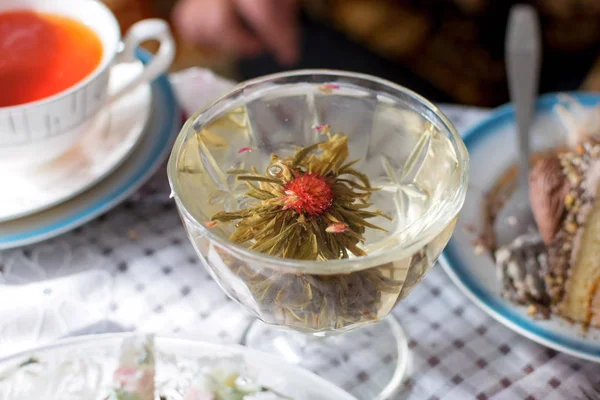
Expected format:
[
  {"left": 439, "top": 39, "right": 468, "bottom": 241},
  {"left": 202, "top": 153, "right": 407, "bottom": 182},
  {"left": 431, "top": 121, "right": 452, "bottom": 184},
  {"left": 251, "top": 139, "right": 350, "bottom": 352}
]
[
  {"left": 0, "top": 50, "right": 180, "bottom": 250},
  {"left": 440, "top": 92, "right": 600, "bottom": 362},
  {"left": 0, "top": 62, "right": 151, "bottom": 222}
]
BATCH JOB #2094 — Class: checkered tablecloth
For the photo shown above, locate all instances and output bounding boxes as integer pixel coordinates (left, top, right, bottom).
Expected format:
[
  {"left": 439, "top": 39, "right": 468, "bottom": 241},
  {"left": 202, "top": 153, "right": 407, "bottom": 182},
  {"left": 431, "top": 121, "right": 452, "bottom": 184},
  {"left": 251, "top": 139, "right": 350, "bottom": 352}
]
[{"left": 1, "top": 77, "right": 599, "bottom": 399}]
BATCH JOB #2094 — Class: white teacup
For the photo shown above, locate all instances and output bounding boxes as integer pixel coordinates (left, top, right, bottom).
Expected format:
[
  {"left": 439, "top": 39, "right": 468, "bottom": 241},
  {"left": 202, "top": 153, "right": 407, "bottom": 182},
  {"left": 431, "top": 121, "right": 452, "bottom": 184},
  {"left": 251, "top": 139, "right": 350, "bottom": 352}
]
[{"left": 0, "top": 0, "right": 175, "bottom": 167}]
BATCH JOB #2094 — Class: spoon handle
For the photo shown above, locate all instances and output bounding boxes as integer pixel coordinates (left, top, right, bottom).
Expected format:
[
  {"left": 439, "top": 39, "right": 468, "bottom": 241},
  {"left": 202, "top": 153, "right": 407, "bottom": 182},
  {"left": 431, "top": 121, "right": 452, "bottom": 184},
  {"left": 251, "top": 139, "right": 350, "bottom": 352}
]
[{"left": 506, "top": 5, "right": 542, "bottom": 190}]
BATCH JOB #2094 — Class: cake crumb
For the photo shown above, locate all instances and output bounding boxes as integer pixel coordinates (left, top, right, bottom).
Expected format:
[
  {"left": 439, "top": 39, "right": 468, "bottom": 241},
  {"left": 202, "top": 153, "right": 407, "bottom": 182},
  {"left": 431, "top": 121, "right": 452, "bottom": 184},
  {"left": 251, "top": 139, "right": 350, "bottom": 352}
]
[
  {"left": 128, "top": 230, "right": 139, "bottom": 240},
  {"left": 474, "top": 244, "right": 486, "bottom": 255},
  {"left": 464, "top": 224, "right": 476, "bottom": 233}
]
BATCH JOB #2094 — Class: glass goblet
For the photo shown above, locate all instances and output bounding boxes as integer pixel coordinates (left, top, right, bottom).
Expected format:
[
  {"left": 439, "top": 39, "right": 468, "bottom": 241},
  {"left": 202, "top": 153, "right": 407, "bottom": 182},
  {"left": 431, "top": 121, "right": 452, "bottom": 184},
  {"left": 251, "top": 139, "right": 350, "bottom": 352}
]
[{"left": 167, "top": 70, "right": 469, "bottom": 399}]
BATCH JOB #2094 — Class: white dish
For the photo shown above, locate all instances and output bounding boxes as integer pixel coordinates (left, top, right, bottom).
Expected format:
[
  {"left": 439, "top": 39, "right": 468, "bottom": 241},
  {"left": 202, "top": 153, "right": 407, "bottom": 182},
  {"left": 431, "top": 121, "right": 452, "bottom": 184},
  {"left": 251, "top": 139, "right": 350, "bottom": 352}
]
[
  {"left": 0, "top": 333, "right": 357, "bottom": 400},
  {"left": 0, "top": 62, "right": 151, "bottom": 222},
  {"left": 440, "top": 92, "right": 600, "bottom": 363},
  {"left": 0, "top": 50, "right": 180, "bottom": 250}
]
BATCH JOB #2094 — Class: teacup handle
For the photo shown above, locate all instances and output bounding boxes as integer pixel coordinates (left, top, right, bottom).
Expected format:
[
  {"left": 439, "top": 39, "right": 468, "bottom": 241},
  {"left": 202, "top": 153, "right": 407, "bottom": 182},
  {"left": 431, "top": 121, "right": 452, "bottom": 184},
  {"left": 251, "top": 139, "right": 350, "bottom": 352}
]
[{"left": 109, "top": 19, "right": 175, "bottom": 103}]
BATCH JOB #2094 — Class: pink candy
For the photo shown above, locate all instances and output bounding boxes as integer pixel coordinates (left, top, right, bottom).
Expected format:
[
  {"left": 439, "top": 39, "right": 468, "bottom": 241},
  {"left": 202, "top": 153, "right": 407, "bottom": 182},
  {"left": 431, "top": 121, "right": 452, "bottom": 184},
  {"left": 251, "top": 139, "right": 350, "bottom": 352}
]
[
  {"left": 326, "top": 222, "right": 349, "bottom": 233},
  {"left": 319, "top": 83, "right": 340, "bottom": 93},
  {"left": 237, "top": 147, "right": 253, "bottom": 154}
]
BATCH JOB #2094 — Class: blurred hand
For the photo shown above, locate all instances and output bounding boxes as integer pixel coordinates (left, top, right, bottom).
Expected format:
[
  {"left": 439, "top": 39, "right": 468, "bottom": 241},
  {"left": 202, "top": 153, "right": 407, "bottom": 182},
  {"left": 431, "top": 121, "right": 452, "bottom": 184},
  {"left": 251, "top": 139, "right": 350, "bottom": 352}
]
[{"left": 173, "top": 0, "right": 300, "bottom": 65}]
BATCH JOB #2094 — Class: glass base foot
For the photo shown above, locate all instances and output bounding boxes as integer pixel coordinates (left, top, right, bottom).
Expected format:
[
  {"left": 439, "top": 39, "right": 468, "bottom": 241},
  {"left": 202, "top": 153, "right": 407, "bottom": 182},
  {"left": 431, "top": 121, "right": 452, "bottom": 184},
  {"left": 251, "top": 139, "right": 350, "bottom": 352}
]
[{"left": 241, "top": 316, "right": 409, "bottom": 400}]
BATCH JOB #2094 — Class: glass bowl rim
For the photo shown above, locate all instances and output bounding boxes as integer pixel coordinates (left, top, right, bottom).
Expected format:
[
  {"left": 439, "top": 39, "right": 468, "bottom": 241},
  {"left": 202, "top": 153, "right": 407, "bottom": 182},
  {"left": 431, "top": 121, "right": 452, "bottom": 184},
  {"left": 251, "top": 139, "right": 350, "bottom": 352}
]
[{"left": 167, "top": 69, "right": 469, "bottom": 274}]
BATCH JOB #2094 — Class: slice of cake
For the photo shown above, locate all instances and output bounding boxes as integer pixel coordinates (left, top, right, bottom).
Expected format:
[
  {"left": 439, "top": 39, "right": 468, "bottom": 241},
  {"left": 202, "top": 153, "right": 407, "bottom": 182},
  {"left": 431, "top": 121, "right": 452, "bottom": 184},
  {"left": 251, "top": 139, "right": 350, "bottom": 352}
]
[
  {"left": 529, "top": 141, "right": 600, "bottom": 327},
  {"left": 495, "top": 95, "right": 600, "bottom": 328}
]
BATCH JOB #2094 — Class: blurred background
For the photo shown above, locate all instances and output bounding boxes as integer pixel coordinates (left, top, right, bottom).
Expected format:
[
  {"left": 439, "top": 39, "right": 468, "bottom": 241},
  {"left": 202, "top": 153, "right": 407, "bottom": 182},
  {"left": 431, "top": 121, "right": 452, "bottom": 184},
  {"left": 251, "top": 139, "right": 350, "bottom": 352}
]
[{"left": 104, "top": 0, "right": 600, "bottom": 107}]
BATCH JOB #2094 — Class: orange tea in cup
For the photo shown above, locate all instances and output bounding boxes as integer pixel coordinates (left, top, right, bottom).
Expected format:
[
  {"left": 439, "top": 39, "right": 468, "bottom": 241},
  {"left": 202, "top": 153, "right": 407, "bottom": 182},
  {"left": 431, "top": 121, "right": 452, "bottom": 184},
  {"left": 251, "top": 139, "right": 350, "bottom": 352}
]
[{"left": 0, "top": 10, "right": 103, "bottom": 107}]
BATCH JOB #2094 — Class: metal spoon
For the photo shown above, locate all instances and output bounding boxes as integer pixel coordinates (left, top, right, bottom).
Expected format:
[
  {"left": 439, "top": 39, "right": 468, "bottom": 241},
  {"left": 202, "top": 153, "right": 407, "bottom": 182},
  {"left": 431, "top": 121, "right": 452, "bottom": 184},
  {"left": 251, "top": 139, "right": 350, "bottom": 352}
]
[{"left": 494, "top": 4, "right": 542, "bottom": 248}]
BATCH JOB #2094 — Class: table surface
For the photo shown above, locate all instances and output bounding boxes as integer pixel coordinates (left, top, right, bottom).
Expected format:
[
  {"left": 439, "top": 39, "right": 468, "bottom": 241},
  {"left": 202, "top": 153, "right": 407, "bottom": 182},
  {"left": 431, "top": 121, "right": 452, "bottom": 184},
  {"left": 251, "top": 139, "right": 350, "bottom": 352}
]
[{"left": 0, "top": 104, "right": 599, "bottom": 400}]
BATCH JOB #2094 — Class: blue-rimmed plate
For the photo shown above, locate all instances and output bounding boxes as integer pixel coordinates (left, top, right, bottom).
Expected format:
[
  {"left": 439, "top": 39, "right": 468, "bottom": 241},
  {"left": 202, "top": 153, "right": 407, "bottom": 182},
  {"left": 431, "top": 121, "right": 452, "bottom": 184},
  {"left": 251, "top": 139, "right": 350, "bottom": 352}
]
[
  {"left": 0, "top": 50, "right": 180, "bottom": 250},
  {"left": 440, "top": 92, "right": 600, "bottom": 362}
]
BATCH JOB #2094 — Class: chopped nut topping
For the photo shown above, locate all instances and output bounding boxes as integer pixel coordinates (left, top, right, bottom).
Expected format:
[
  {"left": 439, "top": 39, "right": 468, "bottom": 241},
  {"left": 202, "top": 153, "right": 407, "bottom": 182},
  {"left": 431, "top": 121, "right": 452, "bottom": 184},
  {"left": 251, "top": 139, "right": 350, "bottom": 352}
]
[{"left": 565, "top": 222, "right": 578, "bottom": 233}]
